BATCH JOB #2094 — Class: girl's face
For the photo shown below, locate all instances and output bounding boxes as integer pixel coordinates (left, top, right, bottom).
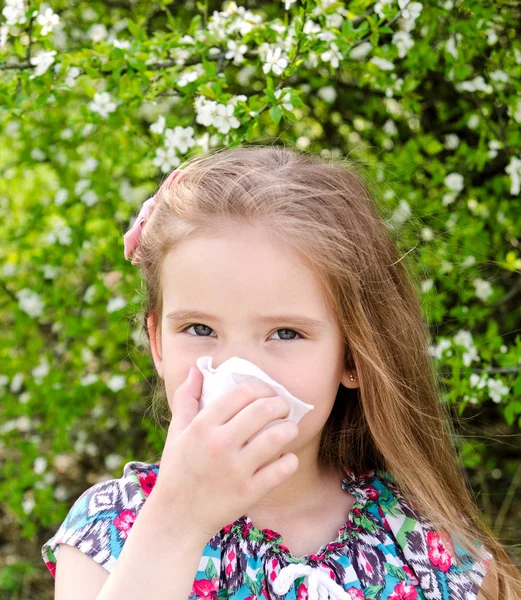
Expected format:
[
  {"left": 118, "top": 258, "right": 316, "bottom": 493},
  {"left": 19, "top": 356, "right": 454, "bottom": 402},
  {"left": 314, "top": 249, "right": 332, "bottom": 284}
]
[{"left": 148, "top": 224, "right": 358, "bottom": 454}]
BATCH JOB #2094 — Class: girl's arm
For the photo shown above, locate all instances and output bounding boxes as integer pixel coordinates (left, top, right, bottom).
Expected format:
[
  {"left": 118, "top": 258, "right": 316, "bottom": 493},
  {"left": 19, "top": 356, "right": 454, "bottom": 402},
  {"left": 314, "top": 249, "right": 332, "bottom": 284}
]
[
  {"left": 476, "top": 557, "right": 498, "bottom": 600},
  {"left": 96, "top": 489, "right": 209, "bottom": 600},
  {"left": 57, "top": 486, "right": 210, "bottom": 600}
]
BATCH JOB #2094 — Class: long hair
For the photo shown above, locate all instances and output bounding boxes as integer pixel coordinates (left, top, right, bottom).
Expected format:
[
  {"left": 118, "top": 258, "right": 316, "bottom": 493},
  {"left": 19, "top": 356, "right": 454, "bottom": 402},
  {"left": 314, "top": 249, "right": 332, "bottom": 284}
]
[{"left": 130, "top": 144, "right": 521, "bottom": 599}]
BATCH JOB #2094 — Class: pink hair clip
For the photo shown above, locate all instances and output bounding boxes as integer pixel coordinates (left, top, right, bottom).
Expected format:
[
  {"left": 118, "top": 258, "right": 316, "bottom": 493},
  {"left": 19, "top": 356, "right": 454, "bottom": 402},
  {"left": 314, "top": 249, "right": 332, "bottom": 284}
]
[{"left": 123, "top": 169, "right": 183, "bottom": 265}]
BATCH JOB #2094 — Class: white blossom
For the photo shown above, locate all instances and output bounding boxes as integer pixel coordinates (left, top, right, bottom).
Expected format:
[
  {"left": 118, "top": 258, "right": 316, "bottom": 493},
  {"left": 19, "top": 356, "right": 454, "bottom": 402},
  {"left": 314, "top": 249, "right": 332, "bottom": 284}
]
[
  {"left": 79, "top": 157, "right": 99, "bottom": 176},
  {"left": 421, "top": 227, "right": 434, "bottom": 241},
  {"left": 467, "top": 114, "right": 480, "bottom": 129},
  {"left": 470, "top": 373, "right": 488, "bottom": 389},
  {"left": 33, "top": 457, "right": 47, "bottom": 475},
  {"left": 421, "top": 279, "right": 433, "bottom": 293},
  {"left": 383, "top": 119, "right": 398, "bottom": 136},
  {"left": 10, "top": 373, "right": 24, "bottom": 393},
  {"left": 505, "top": 157, "right": 521, "bottom": 195},
  {"left": 177, "top": 66, "right": 203, "bottom": 86},
  {"left": 390, "top": 199, "right": 411, "bottom": 225},
  {"left": 303, "top": 20, "right": 321, "bottom": 36},
  {"left": 461, "top": 255, "right": 476, "bottom": 268},
  {"left": 107, "top": 296, "right": 126, "bottom": 313},
  {"left": 2, "top": 0, "right": 27, "bottom": 26},
  {"left": 80, "top": 373, "right": 99, "bottom": 386},
  {"left": 274, "top": 88, "right": 294, "bottom": 110},
  {"left": 321, "top": 43, "right": 344, "bottom": 69},
  {"left": 350, "top": 41, "right": 373, "bottom": 60},
  {"left": 88, "top": 92, "right": 117, "bottom": 118},
  {"left": 16, "top": 288, "right": 44, "bottom": 318},
  {"left": 44, "top": 216, "right": 72, "bottom": 245},
  {"left": 445, "top": 133, "right": 460, "bottom": 150},
  {"left": 508, "top": 98, "right": 521, "bottom": 124},
  {"left": 225, "top": 39, "right": 248, "bottom": 65},
  {"left": 36, "top": 7, "right": 60, "bottom": 36},
  {"left": 64, "top": 66, "right": 81, "bottom": 88},
  {"left": 81, "top": 190, "right": 98, "bottom": 207},
  {"left": 105, "top": 453, "right": 123, "bottom": 470},
  {"left": 462, "top": 345, "right": 479, "bottom": 366},
  {"left": 428, "top": 338, "right": 452, "bottom": 359},
  {"left": 150, "top": 114, "right": 166, "bottom": 135},
  {"left": 487, "top": 140, "right": 501, "bottom": 159},
  {"left": 43, "top": 265, "right": 59, "bottom": 279},
  {"left": 488, "top": 378, "right": 509, "bottom": 403},
  {"left": 444, "top": 172, "right": 464, "bottom": 192},
  {"left": 317, "top": 86, "right": 336, "bottom": 104},
  {"left": 164, "top": 125, "right": 196, "bottom": 154},
  {"left": 370, "top": 56, "right": 395, "bottom": 70},
  {"left": 374, "top": 0, "right": 393, "bottom": 19},
  {"left": 263, "top": 47, "right": 288, "bottom": 75},
  {"left": 473, "top": 278, "right": 493, "bottom": 302},
  {"left": 29, "top": 50, "right": 57, "bottom": 79},
  {"left": 484, "top": 28, "right": 498, "bottom": 45},
  {"left": 107, "top": 375, "right": 126, "bottom": 392},
  {"left": 392, "top": 31, "right": 414, "bottom": 58},
  {"left": 0, "top": 25, "right": 9, "bottom": 47},
  {"left": 32, "top": 357, "right": 50, "bottom": 384},
  {"left": 22, "top": 495, "right": 35, "bottom": 514},
  {"left": 152, "top": 147, "right": 181, "bottom": 173},
  {"left": 112, "top": 38, "right": 131, "bottom": 50},
  {"left": 89, "top": 23, "right": 108, "bottom": 43},
  {"left": 454, "top": 329, "right": 474, "bottom": 350},
  {"left": 213, "top": 103, "right": 241, "bottom": 134},
  {"left": 457, "top": 76, "right": 493, "bottom": 94},
  {"left": 400, "top": 0, "right": 422, "bottom": 21},
  {"left": 445, "top": 33, "right": 461, "bottom": 59},
  {"left": 54, "top": 485, "right": 68, "bottom": 501}
]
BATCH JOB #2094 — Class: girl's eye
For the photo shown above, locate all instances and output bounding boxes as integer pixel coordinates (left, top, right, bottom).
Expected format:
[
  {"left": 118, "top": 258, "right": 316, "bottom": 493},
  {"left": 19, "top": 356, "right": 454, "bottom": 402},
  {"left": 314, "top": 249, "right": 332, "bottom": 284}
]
[{"left": 180, "top": 324, "right": 303, "bottom": 342}]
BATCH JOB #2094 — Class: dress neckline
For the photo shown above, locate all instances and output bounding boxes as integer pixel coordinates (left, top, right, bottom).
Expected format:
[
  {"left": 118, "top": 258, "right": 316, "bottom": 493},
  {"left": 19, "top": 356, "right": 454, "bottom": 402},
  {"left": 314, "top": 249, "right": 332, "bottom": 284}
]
[{"left": 236, "top": 469, "right": 379, "bottom": 563}]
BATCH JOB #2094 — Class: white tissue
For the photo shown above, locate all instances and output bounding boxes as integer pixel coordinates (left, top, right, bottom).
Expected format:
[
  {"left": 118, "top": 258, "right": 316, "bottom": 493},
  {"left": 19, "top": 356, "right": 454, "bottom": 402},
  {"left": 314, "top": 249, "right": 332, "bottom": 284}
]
[{"left": 195, "top": 356, "right": 314, "bottom": 442}]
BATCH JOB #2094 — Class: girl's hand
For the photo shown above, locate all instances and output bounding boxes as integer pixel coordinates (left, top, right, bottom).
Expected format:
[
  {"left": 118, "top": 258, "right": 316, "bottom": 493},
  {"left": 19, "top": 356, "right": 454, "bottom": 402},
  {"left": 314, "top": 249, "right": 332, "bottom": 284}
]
[{"left": 153, "top": 365, "right": 300, "bottom": 540}]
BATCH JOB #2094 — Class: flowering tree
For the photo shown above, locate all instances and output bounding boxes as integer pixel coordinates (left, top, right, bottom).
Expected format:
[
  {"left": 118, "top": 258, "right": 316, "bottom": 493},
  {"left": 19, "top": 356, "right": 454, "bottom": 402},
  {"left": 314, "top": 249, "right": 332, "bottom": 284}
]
[{"left": 1, "top": 0, "right": 520, "bottom": 593}]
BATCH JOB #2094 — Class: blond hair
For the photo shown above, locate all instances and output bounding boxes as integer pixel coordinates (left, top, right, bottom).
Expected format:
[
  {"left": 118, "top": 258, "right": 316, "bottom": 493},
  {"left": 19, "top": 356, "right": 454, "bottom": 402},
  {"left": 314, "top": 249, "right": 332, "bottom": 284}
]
[{"left": 132, "top": 144, "right": 521, "bottom": 599}]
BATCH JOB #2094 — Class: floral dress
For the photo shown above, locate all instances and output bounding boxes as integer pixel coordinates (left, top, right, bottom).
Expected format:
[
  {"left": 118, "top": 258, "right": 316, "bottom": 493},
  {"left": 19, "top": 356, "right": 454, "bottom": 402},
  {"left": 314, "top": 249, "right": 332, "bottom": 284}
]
[{"left": 42, "top": 460, "right": 492, "bottom": 600}]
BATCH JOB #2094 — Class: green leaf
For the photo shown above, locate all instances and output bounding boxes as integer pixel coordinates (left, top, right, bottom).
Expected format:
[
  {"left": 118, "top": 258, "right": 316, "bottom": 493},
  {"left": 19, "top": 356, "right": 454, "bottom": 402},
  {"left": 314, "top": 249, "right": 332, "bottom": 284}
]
[
  {"left": 198, "top": 84, "right": 216, "bottom": 99},
  {"left": 127, "top": 19, "right": 140, "bottom": 37},
  {"left": 364, "top": 585, "right": 384, "bottom": 598},
  {"left": 269, "top": 105, "right": 283, "bottom": 126},
  {"left": 384, "top": 562, "right": 407, "bottom": 581}
]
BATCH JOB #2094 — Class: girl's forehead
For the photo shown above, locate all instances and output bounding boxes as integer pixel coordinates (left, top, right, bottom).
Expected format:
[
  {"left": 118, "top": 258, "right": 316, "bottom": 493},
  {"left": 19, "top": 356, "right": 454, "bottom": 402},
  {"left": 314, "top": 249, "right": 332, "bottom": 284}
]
[{"left": 161, "top": 233, "right": 332, "bottom": 323}]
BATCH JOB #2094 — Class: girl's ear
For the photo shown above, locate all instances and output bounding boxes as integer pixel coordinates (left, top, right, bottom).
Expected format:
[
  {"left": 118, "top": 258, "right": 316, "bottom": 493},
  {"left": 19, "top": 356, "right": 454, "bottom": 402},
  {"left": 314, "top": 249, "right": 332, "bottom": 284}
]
[
  {"left": 146, "top": 314, "right": 164, "bottom": 379},
  {"left": 340, "top": 369, "right": 359, "bottom": 389}
]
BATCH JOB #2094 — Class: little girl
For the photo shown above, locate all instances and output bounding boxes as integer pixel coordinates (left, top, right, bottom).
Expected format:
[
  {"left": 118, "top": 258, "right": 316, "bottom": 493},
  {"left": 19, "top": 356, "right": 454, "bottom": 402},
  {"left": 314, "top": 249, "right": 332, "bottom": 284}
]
[{"left": 42, "top": 145, "right": 521, "bottom": 599}]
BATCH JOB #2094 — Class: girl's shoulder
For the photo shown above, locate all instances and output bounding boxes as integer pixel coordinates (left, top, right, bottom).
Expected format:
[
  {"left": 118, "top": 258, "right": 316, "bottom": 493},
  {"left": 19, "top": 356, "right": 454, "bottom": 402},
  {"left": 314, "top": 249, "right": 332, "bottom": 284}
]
[{"left": 41, "top": 459, "right": 160, "bottom": 579}]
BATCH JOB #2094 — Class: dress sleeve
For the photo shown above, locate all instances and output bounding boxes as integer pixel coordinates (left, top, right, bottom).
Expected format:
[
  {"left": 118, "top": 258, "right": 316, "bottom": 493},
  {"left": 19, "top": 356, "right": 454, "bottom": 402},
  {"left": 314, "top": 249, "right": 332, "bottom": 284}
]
[
  {"left": 370, "top": 471, "right": 494, "bottom": 600},
  {"left": 41, "top": 460, "right": 159, "bottom": 579}
]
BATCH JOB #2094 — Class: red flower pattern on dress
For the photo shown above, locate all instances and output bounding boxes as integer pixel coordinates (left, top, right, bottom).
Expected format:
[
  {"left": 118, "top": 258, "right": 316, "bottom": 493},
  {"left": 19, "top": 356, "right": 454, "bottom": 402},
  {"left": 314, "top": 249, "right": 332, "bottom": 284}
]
[
  {"left": 113, "top": 509, "right": 137, "bottom": 538},
  {"left": 136, "top": 469, "right": 157, "bottom": 496},
  {"left": 389, "top": 581, "right": 419, "bottom": 599},
  {"left": 366, "top": 485, "right": 380, "bottom": 500},
  {"left": 427, "top": 530, "right": 453, "bottom": 572},
  {"left": 346, "top": 587, "right": 364, "bottom": 600},
  {"left": 192, "top": 577, "right": 219, "bottom": 599},
  {"left": 269, "top": 557, "right": 280, "bottom": 582},
  {"left": 402, "top": 565, "right": 420, "bottom": 586},
  {"left": 377, "top": 505, "right": 392, "bottom": 532},
  {"left": 360, "top": 549, "right": 373, "bottom": 576},
  {"left": 296, "top": 582, "right": 309, "bottom": 599}
]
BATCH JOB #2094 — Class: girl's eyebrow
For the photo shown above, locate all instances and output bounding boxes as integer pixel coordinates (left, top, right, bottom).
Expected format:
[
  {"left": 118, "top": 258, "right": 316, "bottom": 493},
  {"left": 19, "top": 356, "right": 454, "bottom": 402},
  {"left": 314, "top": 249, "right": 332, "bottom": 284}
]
[{"left": 165, "top": 309, "right": 327, "bottom": 331}]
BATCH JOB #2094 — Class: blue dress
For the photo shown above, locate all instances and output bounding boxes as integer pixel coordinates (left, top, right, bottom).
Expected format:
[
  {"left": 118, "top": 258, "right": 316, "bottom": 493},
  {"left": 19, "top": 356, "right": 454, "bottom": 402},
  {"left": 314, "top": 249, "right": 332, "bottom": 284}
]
[{"left": 42, "top": 460, "right": 492, "bottom": 599}]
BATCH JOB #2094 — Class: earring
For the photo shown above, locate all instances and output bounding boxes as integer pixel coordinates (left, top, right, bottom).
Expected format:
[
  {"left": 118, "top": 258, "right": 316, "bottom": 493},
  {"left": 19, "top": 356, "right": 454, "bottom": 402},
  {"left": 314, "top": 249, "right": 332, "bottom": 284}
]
[{"left": 349, "top": 373, "right": 357, "bottom": 381}]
